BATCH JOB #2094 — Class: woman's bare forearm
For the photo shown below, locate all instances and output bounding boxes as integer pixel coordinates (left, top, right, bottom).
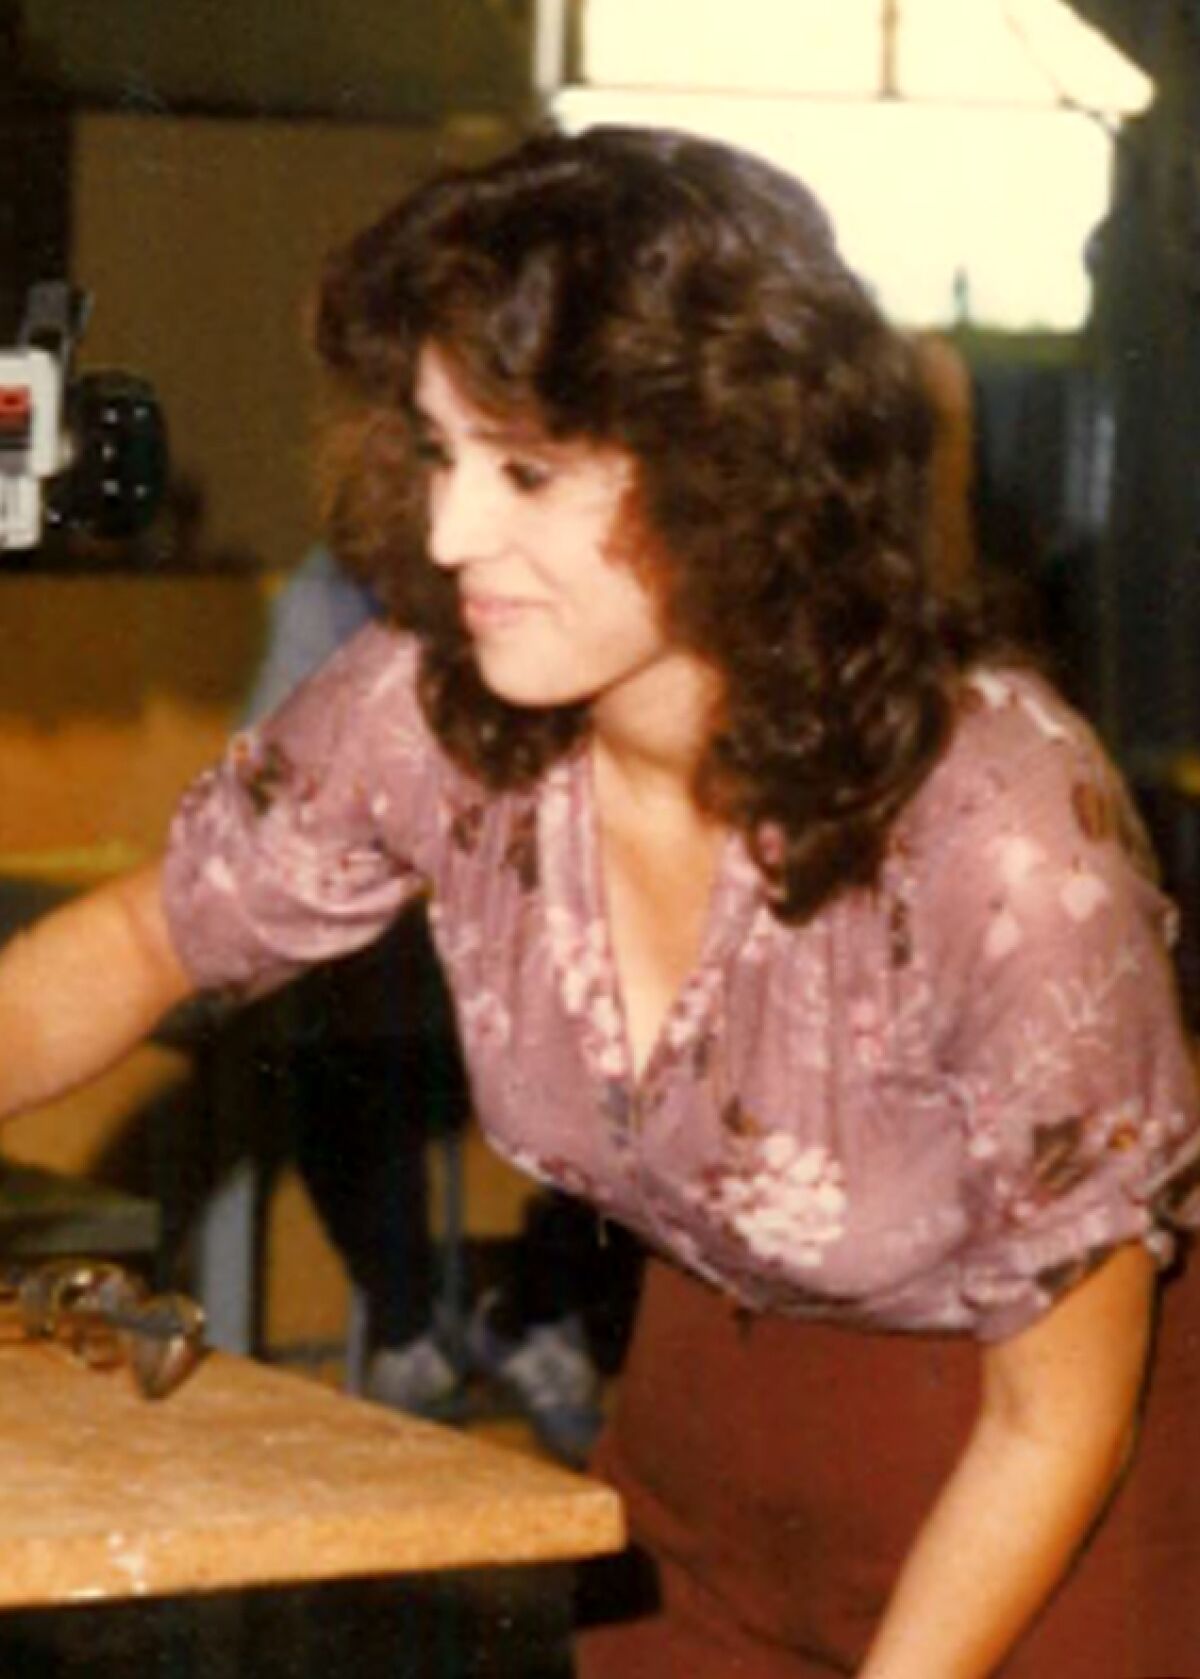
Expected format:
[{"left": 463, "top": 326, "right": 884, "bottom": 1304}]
[
  {"left": 858, "top": 1245, "right": 1153, "bottom": 1678},
  {"left": 0, "top": 860, "right": 196, "bottom": 1120}
]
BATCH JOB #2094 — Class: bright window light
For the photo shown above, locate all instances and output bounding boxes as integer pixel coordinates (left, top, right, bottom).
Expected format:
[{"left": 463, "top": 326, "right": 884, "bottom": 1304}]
[
  {"left": 577, "top": 0, "right": 1151, "bottom": 114},
  {"left": 896, "top": 0, "right": 1150, "bottom": 110},
  {"left": 553, "top": 87, "right": 1109, "bottom": 330},
  {"left": 583, "top": 0, "right": 885, "bottom": 96},
  {"left": 551, "top": 0, "right": 1151, "bottom": 331}
]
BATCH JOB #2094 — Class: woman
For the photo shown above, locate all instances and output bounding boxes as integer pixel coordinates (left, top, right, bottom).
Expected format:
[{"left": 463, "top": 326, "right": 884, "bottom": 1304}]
[{"left": 2, "top": 128, "right": 1198, "bottom": 1675}]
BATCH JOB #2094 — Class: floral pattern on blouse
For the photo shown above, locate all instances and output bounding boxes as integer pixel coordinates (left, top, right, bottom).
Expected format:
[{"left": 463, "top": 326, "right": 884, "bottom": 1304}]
[
  {"left": 162, "top": 626, "right": 1200, "bottom": 1340},
  {"left": 686, "top": 1133, "right": 848, "bottom": 1270}
]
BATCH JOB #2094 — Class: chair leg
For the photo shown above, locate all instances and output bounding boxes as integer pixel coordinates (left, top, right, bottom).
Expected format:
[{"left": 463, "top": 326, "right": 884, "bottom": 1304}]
[
  {"left": 344, "top": 1283, "right": 370, "bottom": 1394},
  {"left": 190, "top": 1157, "right": 258, "bottom": 1356},
  {"left": 435, "top": 1125, "right": 468, "bottom": 1359}
]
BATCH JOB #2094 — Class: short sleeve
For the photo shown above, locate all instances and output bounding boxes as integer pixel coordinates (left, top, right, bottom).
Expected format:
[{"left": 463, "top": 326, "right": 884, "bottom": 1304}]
[
  {"left": 915, "top": 675, "right": 1200, "bottom": 1340},
  {"left": 162, "top": 622, "right": 443, "bottom": 997}
]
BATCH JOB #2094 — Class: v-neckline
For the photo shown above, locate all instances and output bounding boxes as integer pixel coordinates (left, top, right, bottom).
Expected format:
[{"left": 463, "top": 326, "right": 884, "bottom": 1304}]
[{"left": 538, "top": 746, "right": 760, "bottom": 1096}]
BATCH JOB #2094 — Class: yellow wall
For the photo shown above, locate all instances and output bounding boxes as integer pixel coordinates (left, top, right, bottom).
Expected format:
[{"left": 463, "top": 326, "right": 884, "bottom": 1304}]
[
  {"left": 0, "top": 574, "right": 262, "bottom": 855},
  {"left": 71, "top": 111, "right": 517, "bottom": 574}
]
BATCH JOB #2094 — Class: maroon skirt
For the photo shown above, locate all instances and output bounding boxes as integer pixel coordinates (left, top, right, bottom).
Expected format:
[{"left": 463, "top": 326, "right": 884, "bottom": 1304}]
[{"left": 576, "top": 1255, "right": 1200, "bottom": 1678}]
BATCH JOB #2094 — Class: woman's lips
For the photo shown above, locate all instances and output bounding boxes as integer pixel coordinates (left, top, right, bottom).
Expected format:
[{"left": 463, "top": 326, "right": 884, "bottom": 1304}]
[{"left": 460, "top": 592, "right": 542, "bottom": 636}]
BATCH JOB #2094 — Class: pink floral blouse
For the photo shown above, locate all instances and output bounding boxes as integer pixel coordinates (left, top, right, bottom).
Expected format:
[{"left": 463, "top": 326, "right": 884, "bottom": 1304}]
[{"left": 163, "top": 624, "right": 1200, "bottom": 1341}]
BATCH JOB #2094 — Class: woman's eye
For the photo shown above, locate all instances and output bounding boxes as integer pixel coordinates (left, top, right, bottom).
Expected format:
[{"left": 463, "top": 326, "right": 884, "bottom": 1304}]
[
  {"left": 414, "top": 434, "right": 451, "bottom": 471},
  {"left": 504, "top": 458, "right": 553, "bottom": 494}
]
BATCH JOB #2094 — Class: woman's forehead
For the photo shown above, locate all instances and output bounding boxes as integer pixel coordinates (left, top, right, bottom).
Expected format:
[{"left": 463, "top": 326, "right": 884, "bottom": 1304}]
[
  {"left": 411, "top": 343, "right": 635, "bottom": 473},
  {"left": 413, "top": 344, "right": 538, "bottom": 439}
]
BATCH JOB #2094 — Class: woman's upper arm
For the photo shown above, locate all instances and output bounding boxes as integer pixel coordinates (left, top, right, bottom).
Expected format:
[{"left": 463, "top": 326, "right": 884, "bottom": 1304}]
[
  {"left": 909, "top": 676, "right": 1200, "bottom": 1336},
  {"left": 980, "top": 1241, "right": 1155, "bottom": 1455},
  {"left": 857, "top": 1244, "right": 1157, "bottom": 1677},
  {"left": 163, "top": 623, "right": 438, "bottom": 995}
]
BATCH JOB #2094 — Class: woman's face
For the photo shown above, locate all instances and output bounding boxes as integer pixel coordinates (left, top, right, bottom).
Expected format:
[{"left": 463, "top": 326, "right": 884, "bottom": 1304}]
[{"left": 415, "top": 344, "right": 695, "bottom": 717}]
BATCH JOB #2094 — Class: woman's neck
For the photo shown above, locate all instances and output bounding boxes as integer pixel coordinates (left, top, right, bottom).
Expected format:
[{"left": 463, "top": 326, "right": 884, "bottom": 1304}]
[{"left": 589, "top": 651, "right": 724, "bottom": 825}]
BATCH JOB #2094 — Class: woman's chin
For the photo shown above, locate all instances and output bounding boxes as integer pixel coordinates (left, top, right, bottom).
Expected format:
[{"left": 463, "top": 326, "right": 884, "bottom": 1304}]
[{"left": 473, "top": 653, "right": 584, "bottom": 711}]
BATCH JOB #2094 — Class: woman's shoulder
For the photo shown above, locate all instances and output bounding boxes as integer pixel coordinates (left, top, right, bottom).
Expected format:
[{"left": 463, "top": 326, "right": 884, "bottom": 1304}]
[
  {"left": 225, "top": 620, "right": 503, "bottom": 843},
  {"left": 951, "top": 664, "right": 1104, "bottom": 776},
  {"left": 903, "top": 665, "right": 1132, "bottom": 853},
  {"left": 889, "top": 663, "right": 1165, "bottom": 931},
  {"left": 316, "top": 615, "right": 423, "bottom": 698},
  {"left": 261, "top": 619, "right": 434, "bottom": 760}
]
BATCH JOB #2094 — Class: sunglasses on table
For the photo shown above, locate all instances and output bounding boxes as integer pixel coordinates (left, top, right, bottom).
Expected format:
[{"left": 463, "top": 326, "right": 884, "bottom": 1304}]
[{"left": 0, "top": 1258, "right": 207, "bottom": 1400}]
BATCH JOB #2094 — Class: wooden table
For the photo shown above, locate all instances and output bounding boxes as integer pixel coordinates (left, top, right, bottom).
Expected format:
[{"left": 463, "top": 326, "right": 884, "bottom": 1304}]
[{"left": 0, "top": 1344, "right": 624, "bottom": 1610}]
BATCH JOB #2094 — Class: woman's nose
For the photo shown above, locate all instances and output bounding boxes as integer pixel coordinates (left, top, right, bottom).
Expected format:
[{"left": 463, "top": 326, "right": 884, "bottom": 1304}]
[{"left": 427, "top": 467, "right": 498, "bottom": 571}]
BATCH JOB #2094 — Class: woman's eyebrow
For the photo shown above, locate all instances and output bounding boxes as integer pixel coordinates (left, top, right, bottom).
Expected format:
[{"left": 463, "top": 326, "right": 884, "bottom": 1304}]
[{"left": 409, "top": 399, "right": 552, "bottom": 452}]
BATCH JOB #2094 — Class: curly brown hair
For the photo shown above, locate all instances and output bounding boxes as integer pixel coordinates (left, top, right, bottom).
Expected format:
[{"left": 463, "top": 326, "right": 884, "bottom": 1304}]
[{"left": 314, "top": 125, "right": 979, "bottom": 922}]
